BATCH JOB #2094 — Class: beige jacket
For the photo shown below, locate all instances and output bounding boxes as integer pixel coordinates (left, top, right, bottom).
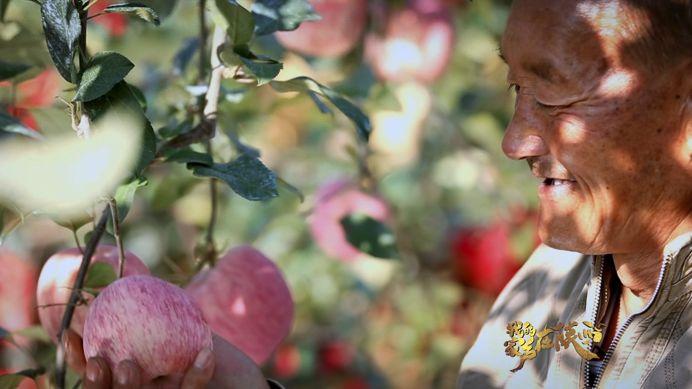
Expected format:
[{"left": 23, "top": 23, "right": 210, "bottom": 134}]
[{"left": 458, "top": 232, "right": 692, "bottom": 388}]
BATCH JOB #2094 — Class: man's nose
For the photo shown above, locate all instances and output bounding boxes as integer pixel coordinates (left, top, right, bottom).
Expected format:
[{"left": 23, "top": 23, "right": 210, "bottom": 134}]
[{"left": 501, "top": 104, "right": 549, "bottom": 160}]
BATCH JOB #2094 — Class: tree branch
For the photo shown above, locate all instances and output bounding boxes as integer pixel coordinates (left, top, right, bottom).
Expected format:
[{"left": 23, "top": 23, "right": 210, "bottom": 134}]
[
  {"left": 108, "top": 198, "right": 126, "bottom": 278},
  {"left": 55, "top": 206, "right": 111, "bottom": 388}
]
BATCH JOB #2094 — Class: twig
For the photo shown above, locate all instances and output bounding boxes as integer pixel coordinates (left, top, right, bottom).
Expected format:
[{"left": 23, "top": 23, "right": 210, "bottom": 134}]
[
  {"left": 107, "top": 198, "right": 126, "bottom": 278},
  {"left": 71, "top": 228, "right": 84, "bottom": 255},
  {"left": 55, "top": 206, "right": 111, "bottom": 388}
]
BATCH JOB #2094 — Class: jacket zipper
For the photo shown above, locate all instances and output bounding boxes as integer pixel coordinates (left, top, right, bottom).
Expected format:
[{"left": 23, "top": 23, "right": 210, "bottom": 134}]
[
  {"left": 588, "top": 252, "right": 673, "bottom": 388},
  {"left": 583, "top": 257, "right": 605, "bottom": 388}
]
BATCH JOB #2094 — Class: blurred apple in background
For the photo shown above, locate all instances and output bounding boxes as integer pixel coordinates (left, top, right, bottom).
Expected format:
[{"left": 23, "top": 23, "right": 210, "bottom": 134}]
[
  {"left": 275, "top": 0, "right": 367, "bottom": 58},
  {"left": 36, "top": 245, "right": 149, "bottom": 342},
  {"left": 83, "top": 275, "right": 212, "bottom": 381},
  {"left": 0, "top": 250, "right": 37, "bottom": 333},
  {"left": 366, "top": 0, "right": 455, "bottom": 84},
  {"left": 272, "top": 344, "right": 302, "bottom": 378},
  {"left": 186, "top": 246, "right": 294, "bottom": 365},
  {"left": 450, "top": 221, "right": 523, "bottom": 296},
  {"left": 88, "top": 0, "right": 128, "bottom": 37},
  {"left": 318, "top": 339, "right": 355, "bottom": 373},
  {"left": 2, "top": 69, "right": 61, "bottom": 131},
  {"left": 309, "top": 179, "right": 391, "bottom": 262}
]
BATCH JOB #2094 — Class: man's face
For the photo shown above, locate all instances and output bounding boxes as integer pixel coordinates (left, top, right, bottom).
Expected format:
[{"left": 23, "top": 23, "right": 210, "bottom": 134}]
[{"left": 500, "top": 0, "right": 691, "bottom": 254}]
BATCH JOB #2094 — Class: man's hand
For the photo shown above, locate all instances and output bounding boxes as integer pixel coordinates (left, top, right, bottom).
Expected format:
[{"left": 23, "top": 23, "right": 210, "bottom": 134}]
[{"left": 63, "top": 329, "right": 270, "bottom": 389}]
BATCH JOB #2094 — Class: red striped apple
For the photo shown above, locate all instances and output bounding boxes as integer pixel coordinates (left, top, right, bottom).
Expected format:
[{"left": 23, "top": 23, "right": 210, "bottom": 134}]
[
  {"left": 185, "top": 246, "right": 294, "bottom": 365},
  {"left": 366, "top": 0, "right": 455, "bottom": 84},
  {"left": 36, "top": 245, "right": 149, "bottom": 342},
  {"left": 309, "top": 179, "right": 391, "bottom": 261},
  {"left": 83, "top": 275, "right": 212, "bottom": 381},
  {"left": 275, "top": 0, "right": 367, "bottom": 58},
  {"left": 0, "top": 249, "right": 37, "bottom": 333}
]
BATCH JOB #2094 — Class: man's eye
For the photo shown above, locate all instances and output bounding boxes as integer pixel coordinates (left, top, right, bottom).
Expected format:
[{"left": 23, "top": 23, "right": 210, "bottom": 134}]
[{"left": 535, "top": 100, "right": 558, "bottom": 109}]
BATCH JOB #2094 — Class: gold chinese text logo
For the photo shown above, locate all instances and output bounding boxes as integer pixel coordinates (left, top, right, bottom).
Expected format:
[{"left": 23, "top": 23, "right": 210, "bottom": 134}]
[{"left": 504, "top": 320, "right": 604, "bottom": 372}]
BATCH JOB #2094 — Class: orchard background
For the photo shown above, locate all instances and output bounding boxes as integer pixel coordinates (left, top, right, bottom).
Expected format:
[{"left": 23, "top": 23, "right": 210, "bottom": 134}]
[{"left": 0, "top": 0, "right": 537, "bottom": 387}]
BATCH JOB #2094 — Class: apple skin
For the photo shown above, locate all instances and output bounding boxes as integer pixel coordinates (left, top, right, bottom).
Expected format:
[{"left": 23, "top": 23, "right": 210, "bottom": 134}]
[
  {"left": 309, "top": 179, "right": 391, "bottom": 261},
  {"left": 450, "top": 222, "right": 522, "bottom": 296},
  {"left": 83, "top": 275, "right": 213, "bottom": 382},
  {"left": 365, "top": 0, "right": 456, "bottom": 84},
  {"left": 275, "top": 0, "right": 367, "bottom": 58},
  {"left": 36, "top": 245, "right": 149, "bottom": 343},
  {"left": 0, "top": 250, "right": 37, "bottom": 332},
  {"left": 185, "top": 246, "right": 294, "bottom": 365}
]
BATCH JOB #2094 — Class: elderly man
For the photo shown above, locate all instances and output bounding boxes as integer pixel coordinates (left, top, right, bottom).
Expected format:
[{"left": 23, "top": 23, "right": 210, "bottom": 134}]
[
  {"left": 458, "top": 0, "right": 691, "bottom": 388},
  {"left": 62, "top": 0, "right": 689, "bottom": 387}
]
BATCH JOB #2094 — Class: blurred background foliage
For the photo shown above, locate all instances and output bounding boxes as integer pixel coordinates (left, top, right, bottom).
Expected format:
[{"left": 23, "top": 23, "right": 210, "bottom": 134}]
[{"left": 0, "top": 0, "right": 541, "bottom": 387}]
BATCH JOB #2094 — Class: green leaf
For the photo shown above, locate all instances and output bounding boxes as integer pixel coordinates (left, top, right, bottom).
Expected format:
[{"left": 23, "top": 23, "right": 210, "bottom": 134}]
[
  {"left": 41, "top": 0, "right": 81, "bottom": 83},
  {"left": 270, "top": 77, "right": 371, "bottom": 142},
  {"left": 104, "top": 3, "right": 160, "bottom": 25},
  {"left": 112, "top": 177, "right": 148, "bottom": 224},
  {"left": 12, "top": 325, "right": 50, "bottom": 343},
  {"left": 190, "top": 154, "right": 278, "bottom": 201},
  {"left": 0, "top": 60, "right": 30, "bottom": 81},
  {"left": 84, "top": 262, "right": 117, "bottom": 288},
  {"left": 74, "top": 52, "right": 135, "bottom": 102},
  {"left": 234, "top": 47, "right": 282, "bottom": 85},
  {"left": 0, "top": 111, "right": 43, "bottom": 140},
  {"left": 340, "top": 213, "right": 399, "bottom": 259},
  {"left": 251, "top": 0, "right": 320, "bottom": 36},
  {"left": 164, "top": 148, "right": 213, "bottom": 166},
  {"left": 137, "top": 0, "right": 178, "bottom": 20},
  {"left": 83, "top": 81, "right": 156, "bottom": 176},
  {"left": 215, "top": 0, "right": 255, "bottom": 45}
]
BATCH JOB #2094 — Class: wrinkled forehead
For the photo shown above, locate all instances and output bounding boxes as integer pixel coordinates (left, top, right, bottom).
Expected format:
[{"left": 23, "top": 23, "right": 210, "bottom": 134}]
[{"left": 501, "top": 0, "right": 634, "bottom": 84}]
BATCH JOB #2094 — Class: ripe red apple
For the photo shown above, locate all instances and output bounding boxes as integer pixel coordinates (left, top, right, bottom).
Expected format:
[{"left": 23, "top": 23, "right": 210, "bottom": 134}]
[
  {"left": 0, "top": 250, "right": 37, "bottom": 332},
  {"left": 309, "top": 179, "right": 391, "bottom": 261},
  {"left": 365, "top": 0, "right": 456, "bottom": 84},
  {"left": 36, "top": 245, "right": 149, "bottom": 342},
  {"left": 449, "top": 221, "right": 523, "bottom": 296},
  {"left": 83, "top": 275, "right": 212, "bottom": 381},
  {"left": 185, "top": 246, "right": 294, "bottom": 365},
  {"left": 275, "top": 0, "right": 367, "bottom": 58}
]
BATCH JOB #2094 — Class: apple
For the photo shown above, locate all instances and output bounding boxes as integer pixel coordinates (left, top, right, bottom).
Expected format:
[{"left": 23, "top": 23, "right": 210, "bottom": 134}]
[
  {"left": 318, "top": 339, "right": 354, "bottom": 373},
  {"left": 0, "top": 250, "right": 37, "bottom": 332},
  {"left": 365, "top": 0, "right": 455, "bottom": 84},
  {"left": 449, "top": 221, "right": 523, "bottom": 296},
  {"left": 36, "top": 245, "right": 149, "bottom": 343},
  {"left": 185, "top": 246, "right": 294, "bottom": 365},
  {"left": 309, "top": 179, "right": 391, "bottom": 261},
  {"left": 83, "top": 275, "right": 212, "bottom": 381},
  {"left": 272, "top": 344, "right": 302, "bottom": 378},
  {"left": 0, "top": 370, "right": 37, "bottom": 389},
  {"left": 275, "top": 0, "right": 367, "bottom": 58}
]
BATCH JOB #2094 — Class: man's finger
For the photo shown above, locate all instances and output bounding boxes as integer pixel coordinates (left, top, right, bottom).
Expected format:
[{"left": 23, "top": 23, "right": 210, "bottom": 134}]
[
  {"left": 113, "top": 360, "right": 142, "bottom": 389},
  {"left": 84, "top": 357, "right": 112, "bottom": 389},
  {"left": 180, "top": 347, "right": 215, "bottom": 389},
  {"left": 62, "top": 329, "right": 86, "bottom": 375}
]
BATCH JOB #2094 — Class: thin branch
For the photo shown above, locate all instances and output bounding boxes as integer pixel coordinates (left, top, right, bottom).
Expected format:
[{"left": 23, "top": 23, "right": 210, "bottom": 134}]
[
  {"left": 71, "top": 228, "right": 84, "bottom": 255},
  {"left": 55, "top": 206, "right": 111, "bottom": 389},
  {"left": 108, "top": 198, "right": 126, "bottom": 278}
]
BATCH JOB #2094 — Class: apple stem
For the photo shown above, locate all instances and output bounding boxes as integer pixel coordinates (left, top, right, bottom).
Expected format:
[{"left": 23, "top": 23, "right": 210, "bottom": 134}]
[
  {"left": 108, "top": 198, "right": 126, "bottom": 278},
  {"left": 55, "top": 206, "right": 111, "bottom": 388}
]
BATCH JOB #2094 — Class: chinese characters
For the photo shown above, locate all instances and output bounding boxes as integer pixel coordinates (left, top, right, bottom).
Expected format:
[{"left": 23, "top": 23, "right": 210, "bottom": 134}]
[{"left": 504, "top": 320, "right": 604, "bottom": 372}]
